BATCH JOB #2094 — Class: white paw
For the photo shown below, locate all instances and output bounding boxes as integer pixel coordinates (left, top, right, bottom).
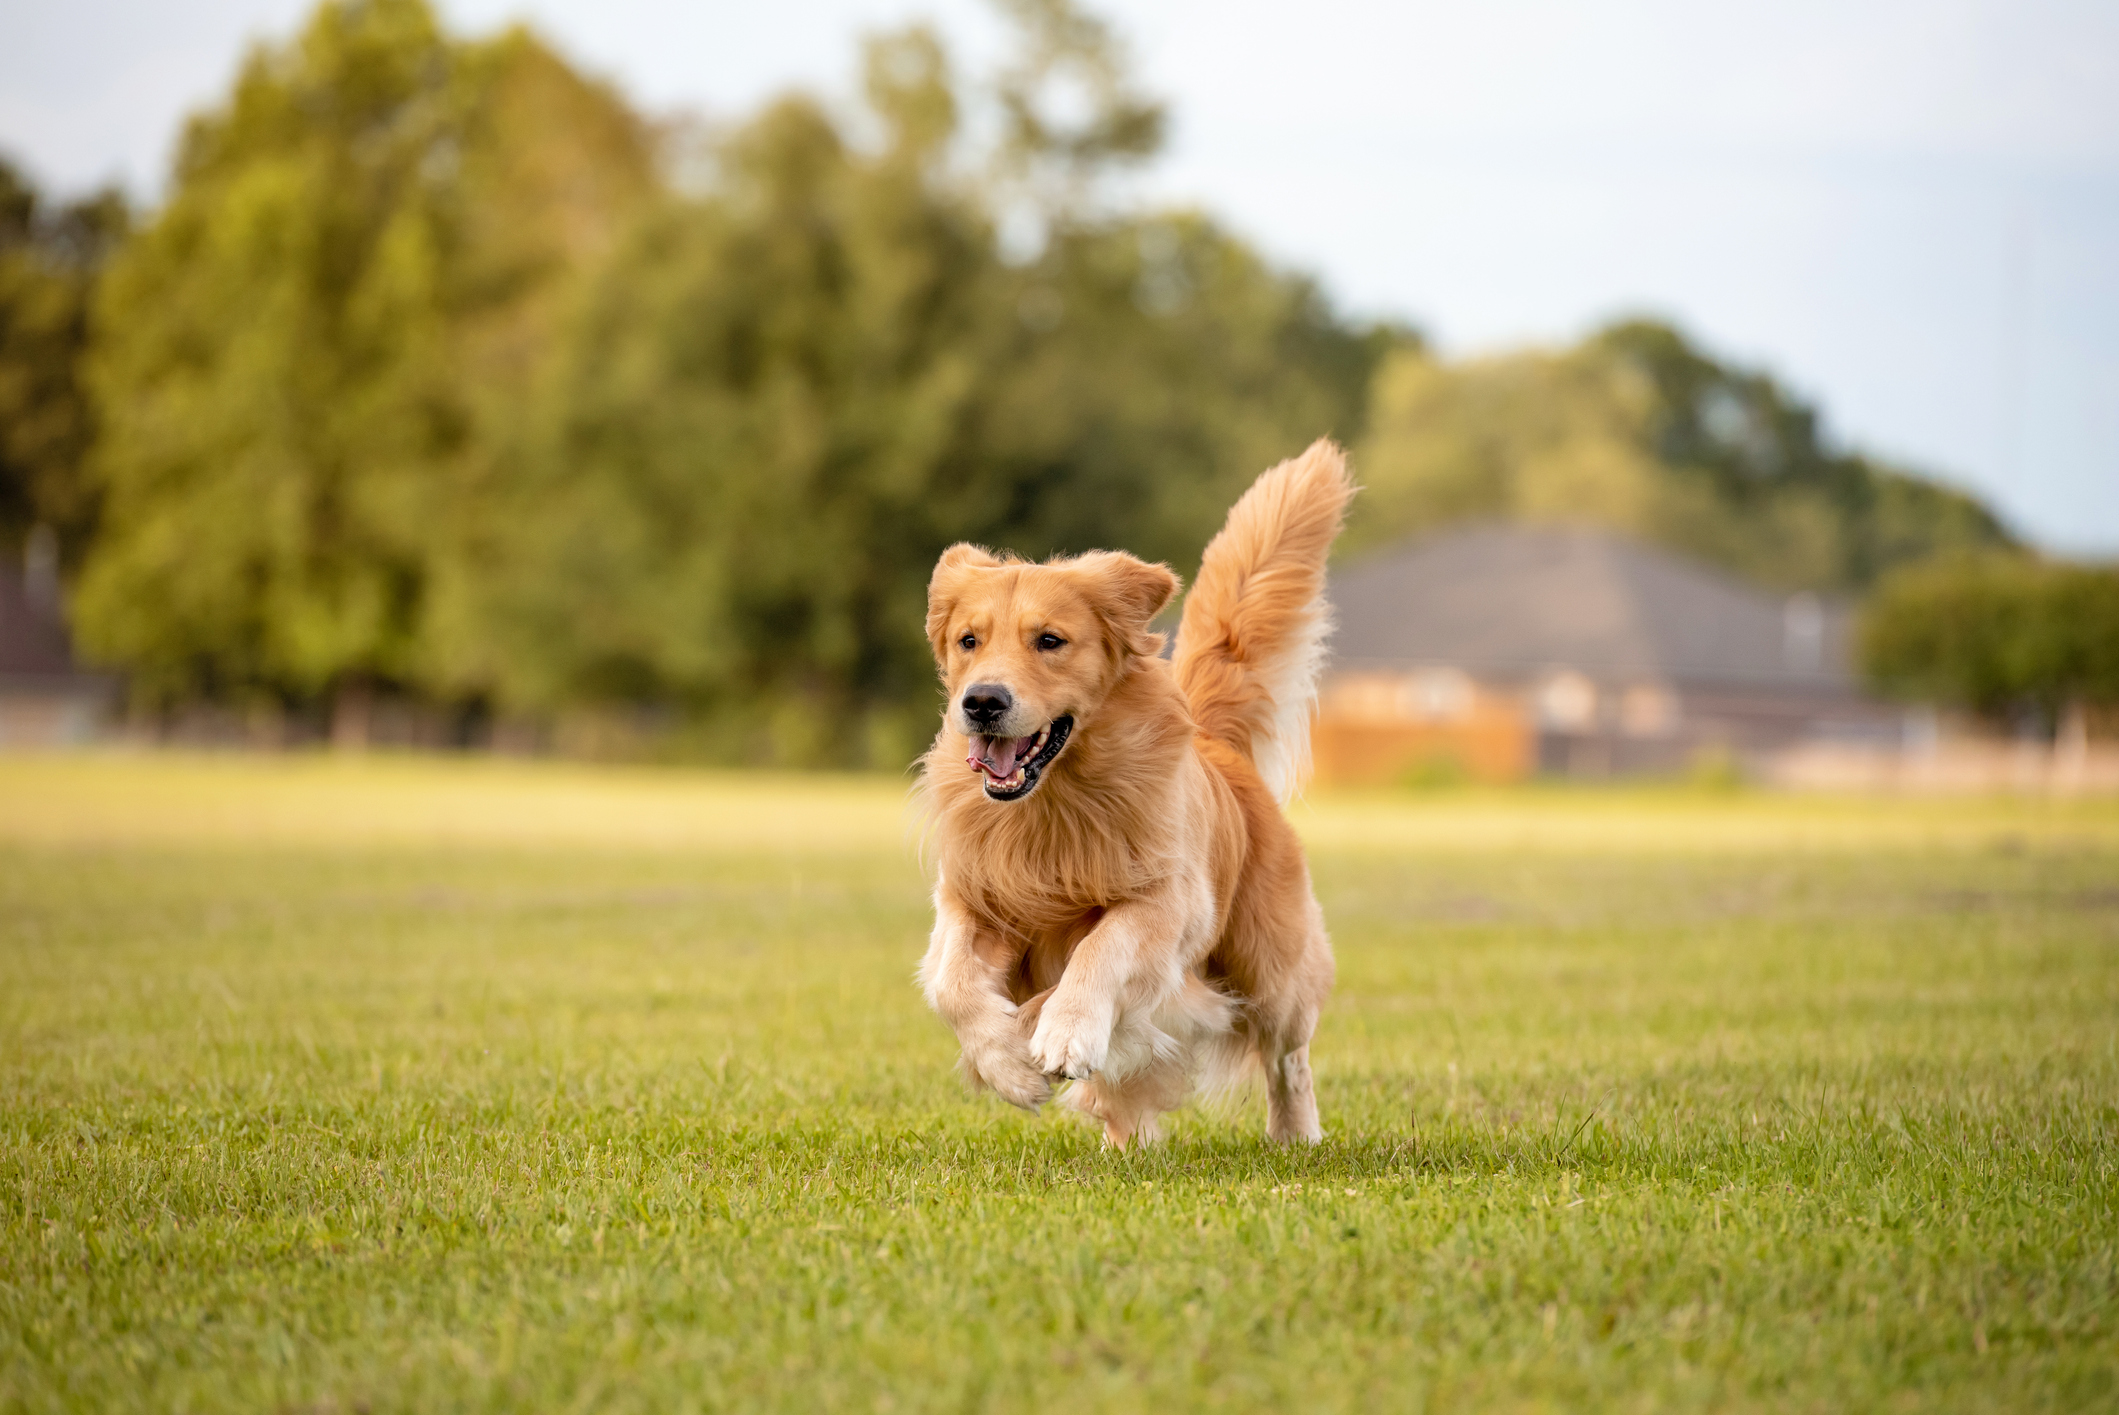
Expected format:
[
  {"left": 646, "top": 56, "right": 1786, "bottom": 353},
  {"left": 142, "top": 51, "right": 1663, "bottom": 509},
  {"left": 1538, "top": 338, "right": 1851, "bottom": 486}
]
[
  {"left": 968, "top": 1043, "right": 1051, "bottom": 1111},
  {"left": 957, "top": 1010, "right": 1050, "bottom": 1110},
  {"left": 1028, "top": 995, "right": 1112, "bottom": 1080}
]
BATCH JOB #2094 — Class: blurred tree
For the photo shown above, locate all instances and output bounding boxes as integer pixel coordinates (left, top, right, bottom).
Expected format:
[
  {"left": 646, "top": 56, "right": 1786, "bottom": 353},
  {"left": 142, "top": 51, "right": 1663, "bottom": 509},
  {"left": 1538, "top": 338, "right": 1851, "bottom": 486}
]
[
  {"left": 457, "top": 19, "right": 1396, "bottom": 766},
  {"left": 64, "top": 0, "right": 1397, "bottom": 758},
  {"left": 1350, "top": 320, "right": 2013, "bottom": 592},
  {"left": 966, "top": 0, "right": 1397, "bottom": 581},
  {"left": 0, "top": 158, "right": 128, "bottom": 568},
  {"left": 77, "top": 0, "right": 2033, "bottom": 767},
  {"left": 455, "top": 50, "right": 1004, "bottom": 764},
  {"left": 1596, "top": 320, "right": 2015, "bottom": 587},
  {"left": 989, "top": 0, "right": 1165, "bottom": 231},
  {"left": 74, "top": 0, "right": 652, "bottom": 720},
  {"left": 975, "top": 212, "right": 1388, "bottom": 574},
  {"left": 413, "top": 25, "right": 662, "bottom": 715},
  {"left": 1860, "top": 554, "right": 2119, "bottom": 727}
]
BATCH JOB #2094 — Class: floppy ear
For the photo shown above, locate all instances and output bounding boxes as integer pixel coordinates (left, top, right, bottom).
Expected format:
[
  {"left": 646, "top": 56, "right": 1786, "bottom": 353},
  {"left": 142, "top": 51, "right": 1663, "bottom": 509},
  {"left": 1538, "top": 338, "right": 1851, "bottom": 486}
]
[
  {"left": 1074, "top": 551, "right": 1182, "bottom": 658},
  {"left": 926, "top": 543, "right": 1004, "bottom": 659}
]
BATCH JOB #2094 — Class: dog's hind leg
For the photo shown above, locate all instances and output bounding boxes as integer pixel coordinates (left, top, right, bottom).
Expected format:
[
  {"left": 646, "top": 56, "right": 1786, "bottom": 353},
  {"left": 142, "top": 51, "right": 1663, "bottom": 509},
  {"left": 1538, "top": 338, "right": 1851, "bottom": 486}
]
[
  {"left": 1263, "top": 1038, "right": 1321, "bottom": 1143},
  {"left": 1248, "top": 899, "right": 1332, "bottom": 1144},
  {"left": 1231, "top": 940, "right": 1327, "bottom": 1143}
]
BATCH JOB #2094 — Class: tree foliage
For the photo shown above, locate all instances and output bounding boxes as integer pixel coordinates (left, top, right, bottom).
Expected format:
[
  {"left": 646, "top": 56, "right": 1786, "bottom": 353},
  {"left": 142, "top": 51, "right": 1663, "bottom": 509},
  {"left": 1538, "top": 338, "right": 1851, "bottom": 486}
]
[
  {"left": 1860, "top": 554, "right": 2119, "bottom": 721},
  {"left": 74, "top": 0, "right": 653, "bottom": 706},
  {"left": 1351, "top": 320, "right": 2014, "bottom": 592},
  {"left": 44, "top": 0, "right": 2034, "bottom": 763},
  {"left": 66, "top": 0, "right": 1379, "bottom": 758},
  {"left": 0, "top": 159, "right": 127, "bottom": 565},
  {"left": 453, "top": 80, "right": 1010, "bottom": 760},
  {"left": 445, "top": 19, "right": 1379, "bottom": 764},
  {"left": 989, "top": 0, "right": 1165, "bottom": 224}
]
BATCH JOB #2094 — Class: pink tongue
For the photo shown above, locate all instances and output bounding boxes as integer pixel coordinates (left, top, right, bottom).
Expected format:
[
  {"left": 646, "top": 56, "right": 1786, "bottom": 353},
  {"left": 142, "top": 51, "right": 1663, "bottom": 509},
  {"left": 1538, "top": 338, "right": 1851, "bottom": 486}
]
[{"left": 969, "top": 733, "right": 1035, "bottom": 779}]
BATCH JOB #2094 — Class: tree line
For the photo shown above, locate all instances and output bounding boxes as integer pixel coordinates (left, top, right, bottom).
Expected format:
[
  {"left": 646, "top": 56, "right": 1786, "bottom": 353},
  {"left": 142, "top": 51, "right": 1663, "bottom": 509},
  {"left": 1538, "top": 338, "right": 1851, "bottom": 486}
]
[
  {"left": 1861, "top": 555, "right": 2119, "bottom": 737},
  {"left": 0, "top": 0, "right": 2102, "bottom": 761}
]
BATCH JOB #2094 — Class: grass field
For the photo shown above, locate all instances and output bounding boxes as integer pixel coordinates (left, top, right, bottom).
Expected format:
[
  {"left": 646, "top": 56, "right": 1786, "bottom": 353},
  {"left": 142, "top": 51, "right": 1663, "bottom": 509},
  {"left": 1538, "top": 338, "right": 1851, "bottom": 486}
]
[{"left": 3, "top": 755, "right": 2116, "bottom": 1412}]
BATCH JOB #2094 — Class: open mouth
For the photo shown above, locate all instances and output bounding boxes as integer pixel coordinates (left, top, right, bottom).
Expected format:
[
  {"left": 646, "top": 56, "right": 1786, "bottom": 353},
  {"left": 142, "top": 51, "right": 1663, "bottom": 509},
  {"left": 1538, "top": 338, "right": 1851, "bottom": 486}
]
[{"left": 967, "top": 715, "right": 1074, "bottom": 801}]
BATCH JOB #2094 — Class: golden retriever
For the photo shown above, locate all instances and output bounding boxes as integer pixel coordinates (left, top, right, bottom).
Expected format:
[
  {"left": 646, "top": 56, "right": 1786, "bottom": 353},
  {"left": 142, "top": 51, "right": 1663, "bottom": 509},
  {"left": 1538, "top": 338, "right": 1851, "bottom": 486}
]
[{"left": 917, "top": 440, "right": 1355, "bottom": 1146}]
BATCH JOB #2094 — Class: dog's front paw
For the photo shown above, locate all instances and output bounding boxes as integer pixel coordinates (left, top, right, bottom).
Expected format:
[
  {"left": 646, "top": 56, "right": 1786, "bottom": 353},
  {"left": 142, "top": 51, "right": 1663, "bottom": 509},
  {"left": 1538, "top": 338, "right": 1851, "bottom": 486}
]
[
  {"left": 1028, "top": 993, "right": 1112, "bottom": 1080},
  {"left": 960, "top": 1022, "right": 1051, "bottom": 1111},
  {"left": 970, "top": 1048, "right": 1052, "bottom": 1111}
]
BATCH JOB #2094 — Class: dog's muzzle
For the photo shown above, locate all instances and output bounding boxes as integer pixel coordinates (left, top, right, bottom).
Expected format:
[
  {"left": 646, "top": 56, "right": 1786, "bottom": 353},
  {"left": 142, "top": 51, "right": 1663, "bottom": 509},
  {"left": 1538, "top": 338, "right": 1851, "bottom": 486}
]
[{"left": 967, "top": 715, "right": 1074, "bottom": 801}]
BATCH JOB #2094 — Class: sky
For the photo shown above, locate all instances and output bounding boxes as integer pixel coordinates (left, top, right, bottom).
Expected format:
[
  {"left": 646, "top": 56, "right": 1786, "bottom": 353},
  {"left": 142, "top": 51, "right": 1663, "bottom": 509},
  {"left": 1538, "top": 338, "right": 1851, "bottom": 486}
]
[{"left": 3, "top": 0, "right": 2115, "bottom": 553}]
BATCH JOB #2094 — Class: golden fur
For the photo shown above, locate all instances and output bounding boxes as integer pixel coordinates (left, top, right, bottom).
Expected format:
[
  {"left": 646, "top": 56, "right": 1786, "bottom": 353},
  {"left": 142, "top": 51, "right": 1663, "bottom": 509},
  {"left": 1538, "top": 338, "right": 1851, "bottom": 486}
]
[{"left": 917, "top": 439, "right": 1355, "bottom": 1146}]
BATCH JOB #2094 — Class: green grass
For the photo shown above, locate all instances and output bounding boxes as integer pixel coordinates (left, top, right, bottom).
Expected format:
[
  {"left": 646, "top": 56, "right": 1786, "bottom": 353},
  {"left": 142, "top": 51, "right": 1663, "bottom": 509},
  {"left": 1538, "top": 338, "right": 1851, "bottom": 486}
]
[{"left": 2, "top": 756, "right": 2116, "bottom": 1412}]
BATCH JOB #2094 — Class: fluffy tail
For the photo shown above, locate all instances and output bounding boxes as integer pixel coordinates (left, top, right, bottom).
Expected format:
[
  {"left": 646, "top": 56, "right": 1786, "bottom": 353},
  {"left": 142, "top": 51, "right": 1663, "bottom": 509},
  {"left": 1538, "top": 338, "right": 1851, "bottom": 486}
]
[{"left": 1174, "top": 439, "right": 1357, "bottom": 801}]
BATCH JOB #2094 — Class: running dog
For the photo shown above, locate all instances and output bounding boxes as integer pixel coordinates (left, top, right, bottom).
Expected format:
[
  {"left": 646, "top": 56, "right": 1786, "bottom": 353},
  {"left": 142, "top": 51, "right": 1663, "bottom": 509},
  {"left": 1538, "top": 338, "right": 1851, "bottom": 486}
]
[{"left": 917, "top": 440, "right": 1354, "bottom": 1145}]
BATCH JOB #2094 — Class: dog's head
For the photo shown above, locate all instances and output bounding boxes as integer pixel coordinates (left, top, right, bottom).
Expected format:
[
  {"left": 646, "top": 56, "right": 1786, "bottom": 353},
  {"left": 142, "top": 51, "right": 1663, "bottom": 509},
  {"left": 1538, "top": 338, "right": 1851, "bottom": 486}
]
[{"left": 926, "top": 544, "right": 1180, "bottom": 802}]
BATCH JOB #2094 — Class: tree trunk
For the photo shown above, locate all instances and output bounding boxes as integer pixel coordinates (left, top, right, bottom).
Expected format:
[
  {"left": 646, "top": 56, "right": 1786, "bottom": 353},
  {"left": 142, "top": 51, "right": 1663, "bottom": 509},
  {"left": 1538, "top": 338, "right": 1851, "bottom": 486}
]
[
  {"left": 331, "top": 678, "right": 375, "bottom": 752},
  {"left": 2053, "top": 700, "right": 2089, "bottom": 793}
]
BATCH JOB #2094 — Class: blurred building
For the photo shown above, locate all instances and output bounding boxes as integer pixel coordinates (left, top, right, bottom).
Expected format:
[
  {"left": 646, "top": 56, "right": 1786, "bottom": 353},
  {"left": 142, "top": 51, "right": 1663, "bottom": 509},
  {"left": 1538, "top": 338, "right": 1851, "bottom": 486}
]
[
  {"left": 1314, "top": 525, "right": 1896, "bottom": 784},
  {"left": 0, "top": 529, "right": 117, "bottom": 746}
]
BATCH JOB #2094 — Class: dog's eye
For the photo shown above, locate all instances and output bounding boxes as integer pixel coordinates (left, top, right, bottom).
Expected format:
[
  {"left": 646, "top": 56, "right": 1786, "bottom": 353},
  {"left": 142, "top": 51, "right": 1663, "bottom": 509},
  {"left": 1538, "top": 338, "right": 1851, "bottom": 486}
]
[
  {"left": 957, "top": 635, "right": 977, "bottom": 651},
  {"left": 1036, "top": 633, "right": 1066, "bottom": 651}
]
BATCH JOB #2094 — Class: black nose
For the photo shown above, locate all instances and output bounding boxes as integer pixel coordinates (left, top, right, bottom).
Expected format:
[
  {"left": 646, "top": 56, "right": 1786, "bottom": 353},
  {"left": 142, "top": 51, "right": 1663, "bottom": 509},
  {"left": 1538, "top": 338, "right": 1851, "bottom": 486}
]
[{"left": 961, "top": 682, "right": 1013, "bottom": 729}]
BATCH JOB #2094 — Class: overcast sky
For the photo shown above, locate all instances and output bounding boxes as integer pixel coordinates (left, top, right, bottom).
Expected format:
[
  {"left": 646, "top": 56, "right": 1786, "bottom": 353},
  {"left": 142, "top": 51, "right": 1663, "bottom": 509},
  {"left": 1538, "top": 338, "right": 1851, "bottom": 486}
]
[{"left": 4, "top": 0, "right": 2115, "bottom": 553}]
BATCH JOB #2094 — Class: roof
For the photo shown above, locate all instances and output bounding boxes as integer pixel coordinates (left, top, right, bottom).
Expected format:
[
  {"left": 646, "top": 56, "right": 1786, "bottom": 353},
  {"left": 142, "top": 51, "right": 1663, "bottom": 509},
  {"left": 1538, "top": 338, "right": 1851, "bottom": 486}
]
[{"left": 1326, "top": 524, "right": 1857, "bottom": 691}]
